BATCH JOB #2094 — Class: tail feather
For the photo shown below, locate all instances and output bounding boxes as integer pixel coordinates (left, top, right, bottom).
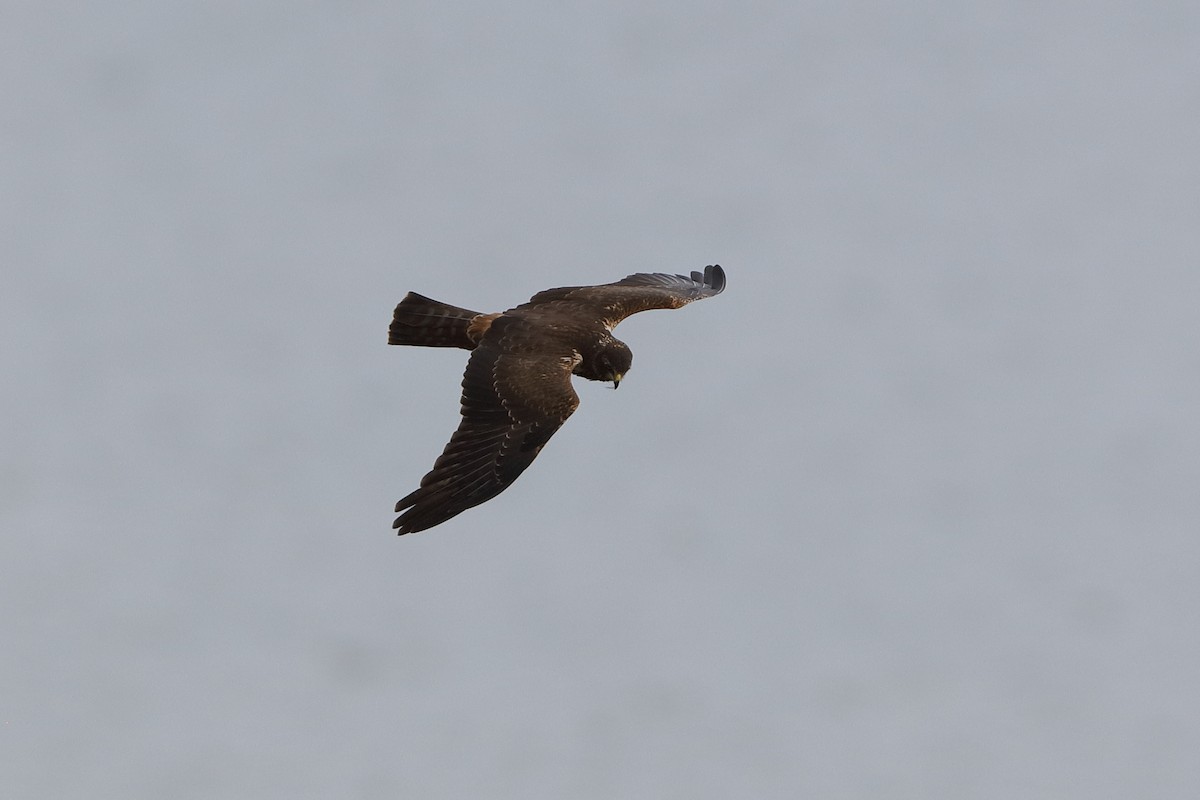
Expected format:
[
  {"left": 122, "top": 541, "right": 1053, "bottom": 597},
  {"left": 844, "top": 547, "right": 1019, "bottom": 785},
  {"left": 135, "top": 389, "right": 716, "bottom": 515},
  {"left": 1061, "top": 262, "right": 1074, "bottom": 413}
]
[{"left": 388, "top": 292, "right": 485, "bottom": 349}]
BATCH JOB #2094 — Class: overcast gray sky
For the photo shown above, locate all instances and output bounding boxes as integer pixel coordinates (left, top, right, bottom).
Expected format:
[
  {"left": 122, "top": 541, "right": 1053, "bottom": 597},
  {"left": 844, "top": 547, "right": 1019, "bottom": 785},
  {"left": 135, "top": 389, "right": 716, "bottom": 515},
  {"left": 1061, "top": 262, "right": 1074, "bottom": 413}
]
[{"left": 4, "top": 2, "right": 1200, "bottom": 798}]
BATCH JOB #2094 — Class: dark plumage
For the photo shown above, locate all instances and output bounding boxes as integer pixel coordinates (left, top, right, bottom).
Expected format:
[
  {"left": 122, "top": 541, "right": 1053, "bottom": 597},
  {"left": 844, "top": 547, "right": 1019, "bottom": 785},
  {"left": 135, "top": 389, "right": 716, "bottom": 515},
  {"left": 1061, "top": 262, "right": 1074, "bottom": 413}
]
[{"left": 388, "top": 264, "right": 726, "bottom": 534}]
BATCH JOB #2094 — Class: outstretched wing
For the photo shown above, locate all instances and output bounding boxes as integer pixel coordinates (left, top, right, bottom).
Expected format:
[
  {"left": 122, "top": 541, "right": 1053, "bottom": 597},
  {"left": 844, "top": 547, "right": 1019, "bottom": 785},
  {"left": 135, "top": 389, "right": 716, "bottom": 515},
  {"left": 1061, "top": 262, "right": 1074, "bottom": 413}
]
[
  {"left": 393, "top": 320, "right": 581, "bottom": 535},
  {"left": 520, "top": 264, "right": 725, "bottom": 327}
]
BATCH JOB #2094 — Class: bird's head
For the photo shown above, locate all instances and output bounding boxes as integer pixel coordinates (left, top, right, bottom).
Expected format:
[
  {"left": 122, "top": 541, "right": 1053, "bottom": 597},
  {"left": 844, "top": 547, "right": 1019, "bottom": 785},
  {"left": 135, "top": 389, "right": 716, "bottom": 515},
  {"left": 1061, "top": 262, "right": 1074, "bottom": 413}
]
[{"left": 576, "top": 338, "right": 633, "bottom": 388}]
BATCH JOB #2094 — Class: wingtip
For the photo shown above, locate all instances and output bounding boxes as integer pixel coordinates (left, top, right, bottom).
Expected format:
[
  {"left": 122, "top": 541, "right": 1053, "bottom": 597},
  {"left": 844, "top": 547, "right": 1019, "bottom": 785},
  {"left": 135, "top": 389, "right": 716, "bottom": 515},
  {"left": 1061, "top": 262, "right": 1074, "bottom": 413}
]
[
  {"left": 393, "top": 491, "right": 452, "bottom": 535},
  {"left": 694, "top": 264, "right": 725, "bottom": 294},
  {"left": 392, "top": 512, "right": 420, "bottom": 535}
]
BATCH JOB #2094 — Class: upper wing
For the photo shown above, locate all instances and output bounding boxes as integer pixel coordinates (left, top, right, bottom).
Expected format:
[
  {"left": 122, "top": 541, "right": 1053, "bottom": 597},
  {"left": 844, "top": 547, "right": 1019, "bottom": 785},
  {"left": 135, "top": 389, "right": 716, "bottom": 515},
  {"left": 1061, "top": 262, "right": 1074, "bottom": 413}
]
[
  {"left": 519, "top": 264, "right": 725, "bottom": 327},
  {"left": 393, "top": 321, "right": 581, "bottom": 535}
]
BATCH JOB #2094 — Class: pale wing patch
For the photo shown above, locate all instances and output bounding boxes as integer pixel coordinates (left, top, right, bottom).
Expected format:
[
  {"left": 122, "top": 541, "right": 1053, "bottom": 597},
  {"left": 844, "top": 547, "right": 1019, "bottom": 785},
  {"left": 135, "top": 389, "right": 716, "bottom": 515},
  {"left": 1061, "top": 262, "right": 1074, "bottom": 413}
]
[{"left": 466, "top": 312, "right": 502, "bottom": 343}]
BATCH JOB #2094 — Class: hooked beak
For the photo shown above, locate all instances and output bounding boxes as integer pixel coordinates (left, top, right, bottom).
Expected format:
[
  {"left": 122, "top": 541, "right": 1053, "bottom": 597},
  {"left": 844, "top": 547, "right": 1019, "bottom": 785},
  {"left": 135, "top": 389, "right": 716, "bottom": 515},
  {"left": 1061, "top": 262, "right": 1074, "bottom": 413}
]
[{"left": 612, "top": 372, "right": 623, "bottom": 389}]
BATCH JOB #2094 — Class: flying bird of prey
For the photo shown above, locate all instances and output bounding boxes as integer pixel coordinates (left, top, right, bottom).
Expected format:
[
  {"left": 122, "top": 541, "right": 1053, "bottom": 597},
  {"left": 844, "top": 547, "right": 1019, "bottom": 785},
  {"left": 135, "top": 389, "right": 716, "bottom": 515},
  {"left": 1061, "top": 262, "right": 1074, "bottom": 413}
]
[{"left": 388, "top": 264, "right": 726, "bottom": 534}]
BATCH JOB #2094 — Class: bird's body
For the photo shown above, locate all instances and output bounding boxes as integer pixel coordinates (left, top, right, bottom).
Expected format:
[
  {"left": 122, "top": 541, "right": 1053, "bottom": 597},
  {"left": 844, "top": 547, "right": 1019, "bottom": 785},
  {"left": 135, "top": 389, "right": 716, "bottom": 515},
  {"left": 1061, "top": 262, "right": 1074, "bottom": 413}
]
[{"left": 388, "top": 264, "right": 726, "bottom": 534}]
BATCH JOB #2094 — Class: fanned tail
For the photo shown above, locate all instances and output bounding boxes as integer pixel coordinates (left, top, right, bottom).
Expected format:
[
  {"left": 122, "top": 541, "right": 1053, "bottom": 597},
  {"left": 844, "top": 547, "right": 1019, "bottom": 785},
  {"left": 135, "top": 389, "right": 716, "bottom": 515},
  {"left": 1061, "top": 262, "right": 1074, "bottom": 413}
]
[{"left": 388, "top": 292, "right": 486, "bottom": 349}]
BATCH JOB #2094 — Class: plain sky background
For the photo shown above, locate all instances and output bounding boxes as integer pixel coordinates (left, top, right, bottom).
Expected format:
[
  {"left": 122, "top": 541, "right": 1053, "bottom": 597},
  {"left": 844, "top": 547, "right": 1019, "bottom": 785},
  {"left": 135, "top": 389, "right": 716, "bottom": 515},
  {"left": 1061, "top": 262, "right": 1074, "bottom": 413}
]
[{"left": 4, "top": 2, "right": 1200, "bottom": 798}]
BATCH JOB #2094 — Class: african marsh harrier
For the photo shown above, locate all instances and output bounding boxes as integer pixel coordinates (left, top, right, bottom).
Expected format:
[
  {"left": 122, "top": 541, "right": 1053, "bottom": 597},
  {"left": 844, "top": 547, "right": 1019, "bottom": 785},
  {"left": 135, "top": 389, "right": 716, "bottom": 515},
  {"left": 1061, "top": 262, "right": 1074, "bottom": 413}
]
[{"left": 388, "top": 264, "right": 726, "bottom": 534}]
